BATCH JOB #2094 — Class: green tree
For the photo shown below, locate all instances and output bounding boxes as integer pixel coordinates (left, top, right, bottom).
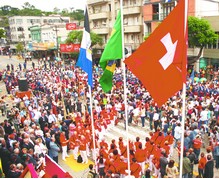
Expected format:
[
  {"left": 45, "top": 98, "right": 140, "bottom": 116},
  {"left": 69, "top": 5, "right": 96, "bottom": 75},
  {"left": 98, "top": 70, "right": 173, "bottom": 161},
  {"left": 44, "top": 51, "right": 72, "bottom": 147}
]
[
  {"left": 65, "top": 30, "right": 103, "bottom": 60},
  {"left": 65, "top": 30, "right": 103, "bottom": 47},
  {"left": 22, "top": 2, "right": 35, "bottom": 9},
  {"left": 188, "top": 16, "right": 218, "bottom": 63},
  {"left": 16, "top": 42, "right": 24, "bottom": 53},
  {"left": 71, "top": 9, "right": 84, "bottom": 22},
  {"left": 0, "top": 29, "right": 6, "bottom": 38}
]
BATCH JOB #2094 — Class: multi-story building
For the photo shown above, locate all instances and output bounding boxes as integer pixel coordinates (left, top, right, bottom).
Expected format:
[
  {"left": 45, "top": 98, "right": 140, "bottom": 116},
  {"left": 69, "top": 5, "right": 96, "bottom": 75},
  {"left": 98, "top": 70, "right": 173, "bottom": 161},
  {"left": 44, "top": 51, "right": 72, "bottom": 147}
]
[
  {"left": 87, "top": 0, "right": 144, "bottom": 57},
  {"left": 8, "top": 15, "right": 70, "bottom": 49},
  {"left": 143, "top": 0, "right": 219, "bottom": 70}
]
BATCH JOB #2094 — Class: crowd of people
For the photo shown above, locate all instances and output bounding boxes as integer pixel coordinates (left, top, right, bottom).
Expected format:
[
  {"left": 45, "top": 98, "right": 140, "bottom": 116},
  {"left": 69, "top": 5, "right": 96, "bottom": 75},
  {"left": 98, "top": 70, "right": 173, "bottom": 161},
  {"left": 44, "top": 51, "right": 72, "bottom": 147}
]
[{"left": 0, "top": 58, "right": 218, "bottom": 178}]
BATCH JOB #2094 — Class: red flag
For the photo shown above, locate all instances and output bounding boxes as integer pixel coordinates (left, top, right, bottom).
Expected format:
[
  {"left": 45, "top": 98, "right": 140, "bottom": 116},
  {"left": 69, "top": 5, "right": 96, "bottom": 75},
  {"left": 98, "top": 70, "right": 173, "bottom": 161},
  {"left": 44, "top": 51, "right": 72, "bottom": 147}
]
[{"left": 124, "top": 0, "right": 187, "bottom": 107}]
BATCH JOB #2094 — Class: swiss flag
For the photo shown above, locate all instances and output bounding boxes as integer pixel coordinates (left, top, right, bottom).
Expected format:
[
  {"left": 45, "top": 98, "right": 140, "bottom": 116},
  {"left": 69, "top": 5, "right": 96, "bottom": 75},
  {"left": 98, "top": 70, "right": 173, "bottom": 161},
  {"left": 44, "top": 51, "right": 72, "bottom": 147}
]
[{"left": 124, "top": 0, "right": 188, "bottom": 107}]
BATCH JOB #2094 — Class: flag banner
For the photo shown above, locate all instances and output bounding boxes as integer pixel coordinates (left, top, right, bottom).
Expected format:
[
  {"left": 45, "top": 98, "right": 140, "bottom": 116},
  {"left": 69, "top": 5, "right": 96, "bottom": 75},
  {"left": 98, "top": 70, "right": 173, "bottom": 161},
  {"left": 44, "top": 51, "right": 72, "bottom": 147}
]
[
  {"left": 100, "top": 60, "right": 117, "bottom": 92},
  {"left": 124, "top": 0, "right": 187, "bottom": 107},
  {"left": 99, "top": 10, "right": 122, "bottom": 92},
  {"left": 60, "top": 44, "right": 80, "bottom": 53},
  {"left": 76, "top": 6, "right": 93, "bottom": 87},
  {"left": 66, "top": 23, "right": 77, "bottom": 30}
]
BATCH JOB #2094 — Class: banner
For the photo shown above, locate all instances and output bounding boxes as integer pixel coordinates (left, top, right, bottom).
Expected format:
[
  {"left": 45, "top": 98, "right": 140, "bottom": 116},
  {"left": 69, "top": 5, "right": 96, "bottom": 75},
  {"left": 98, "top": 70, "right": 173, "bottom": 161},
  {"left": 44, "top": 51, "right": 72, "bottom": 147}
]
[
  {"left": 66, "top": 23, "right": 77, "bottom": 30},
  {"left": 60, "top": 44, "right": 80, "bottom": 53}
]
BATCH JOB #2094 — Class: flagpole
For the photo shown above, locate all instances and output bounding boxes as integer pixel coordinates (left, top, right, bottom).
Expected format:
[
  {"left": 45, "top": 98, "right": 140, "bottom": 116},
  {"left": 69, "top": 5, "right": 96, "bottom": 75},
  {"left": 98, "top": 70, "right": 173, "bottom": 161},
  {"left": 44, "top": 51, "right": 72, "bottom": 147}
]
[
  {"left": 120, "top": 0, "right": 131, "bottom": 175},
  {"left": 88, "top": 85, "right": 97, "bottom": 172},
  {"left": 179, "top": 0, "right": 188, "bottom": 177}
]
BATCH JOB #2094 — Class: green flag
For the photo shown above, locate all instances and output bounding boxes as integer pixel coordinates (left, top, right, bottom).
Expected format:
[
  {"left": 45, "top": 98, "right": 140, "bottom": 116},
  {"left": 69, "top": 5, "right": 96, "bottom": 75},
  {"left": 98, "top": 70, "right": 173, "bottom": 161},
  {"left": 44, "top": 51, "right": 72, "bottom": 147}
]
[{"left": 99, "top": 10, "right": 122, "bottom": 92}]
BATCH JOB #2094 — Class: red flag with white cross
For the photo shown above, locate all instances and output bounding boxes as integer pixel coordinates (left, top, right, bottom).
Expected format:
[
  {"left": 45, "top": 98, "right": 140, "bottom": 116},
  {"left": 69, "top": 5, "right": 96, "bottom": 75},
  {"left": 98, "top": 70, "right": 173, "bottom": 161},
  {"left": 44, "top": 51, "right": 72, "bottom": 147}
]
[{"left": 124, "top": 0, "right": 188, "bottom": 107}]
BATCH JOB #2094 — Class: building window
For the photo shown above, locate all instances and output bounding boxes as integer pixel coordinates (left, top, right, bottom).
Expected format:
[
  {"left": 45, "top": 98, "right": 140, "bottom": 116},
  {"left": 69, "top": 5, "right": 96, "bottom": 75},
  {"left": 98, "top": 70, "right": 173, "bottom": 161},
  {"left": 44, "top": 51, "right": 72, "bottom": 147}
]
[
  {"left": 16, "top": 19, "right": 23, "bottom": 24},
  {"left": 152, "top": 4, "right": 159, "bottom": 20},
  {"left": 17, "top": 27, "right": 24, "bottom": 31}
]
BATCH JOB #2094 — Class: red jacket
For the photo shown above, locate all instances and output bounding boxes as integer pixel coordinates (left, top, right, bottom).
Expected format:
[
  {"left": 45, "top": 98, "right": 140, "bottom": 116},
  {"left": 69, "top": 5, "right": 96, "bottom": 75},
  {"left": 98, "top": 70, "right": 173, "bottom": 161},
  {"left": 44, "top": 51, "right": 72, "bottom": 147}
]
[
  {"left": 60, "top": 133, "right": 69, "bottom": 147},
  {"left": 193, "top": 138, "right": 202, "bottom": 149}
]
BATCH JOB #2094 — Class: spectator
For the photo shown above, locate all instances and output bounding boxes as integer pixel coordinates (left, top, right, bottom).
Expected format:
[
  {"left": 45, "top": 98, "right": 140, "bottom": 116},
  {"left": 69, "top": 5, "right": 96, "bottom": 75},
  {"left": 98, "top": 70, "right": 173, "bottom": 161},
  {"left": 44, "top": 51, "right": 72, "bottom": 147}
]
[
  {"left": 166, "top": 159, "right": 178, "bottom": 178},
  {"left": 182, "top": 151, "right": 192, "bottom": 178},
  {"left": 49, "top": 136, "right": 60, "bottom": 164},
  {"left": 203, "top": 155, "right": 214, "bottom": 178},
  {"left": 198, "top": 152, "right": 207, "bottom": 178}
]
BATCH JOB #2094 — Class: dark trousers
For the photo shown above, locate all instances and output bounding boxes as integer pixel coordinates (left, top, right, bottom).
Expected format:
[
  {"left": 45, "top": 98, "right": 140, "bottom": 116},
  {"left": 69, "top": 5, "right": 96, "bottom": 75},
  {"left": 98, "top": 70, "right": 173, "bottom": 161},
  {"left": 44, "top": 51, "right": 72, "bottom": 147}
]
[
  {"left": 53, "top": 156, "right": 58, "bottom": 164},
  {"left": 141, "top": 116, "right": 145, "bottom": 127}
]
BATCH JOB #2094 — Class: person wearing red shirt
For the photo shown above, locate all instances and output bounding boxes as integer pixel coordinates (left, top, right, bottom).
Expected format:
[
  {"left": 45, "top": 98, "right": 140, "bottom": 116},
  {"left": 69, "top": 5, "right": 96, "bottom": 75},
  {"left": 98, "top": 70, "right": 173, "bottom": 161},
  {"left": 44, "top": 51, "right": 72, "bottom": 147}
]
[
  {"left": 162, "top": 141, "right": 170, "bottom": 157},
  {"left": 134, "top": 137, "right": 142, "bottom": 151},
  {"left": 118, "top": 137, "right": 124, "bottom": 150},
  {"left": 69, "top": 131, "right": 80, "bottom": 160},
  {"left": 79, "top": 135, "right": 88, "bottom": 164},
  {"left": 198, "top": 152, "right": 207, "bottom": 177},
  {"left": 193, "top": 135, "right": 202, "bottom": 158},
  {"left": 117, "top": 156, "right": 128, "bottom": 178},
  {"left": 154, "top": 132, "right": 165, "bottom": 146},
  {"left": 112, "top": 149, "right": 120, "bottom": 162},
  {"left": 60, "top": 131, "right": 69, "bottom": 161},
  {"left": 135, "top": 143, "right": 147, "bottom": 175},
  {"left": 99, "top": 146, "right": 109, "bottom": 160},
  {"left": 99, "top": 138, "right": 109, "bottom": 151},
  {"left": 90, "top": 136, "right": 99, "bottom": 161},
  {"left": 130, "top": 158, "right": 141, "bottom": 178},
  {"left": 162, "top": 131, "right": 174, "bottom": 156}
]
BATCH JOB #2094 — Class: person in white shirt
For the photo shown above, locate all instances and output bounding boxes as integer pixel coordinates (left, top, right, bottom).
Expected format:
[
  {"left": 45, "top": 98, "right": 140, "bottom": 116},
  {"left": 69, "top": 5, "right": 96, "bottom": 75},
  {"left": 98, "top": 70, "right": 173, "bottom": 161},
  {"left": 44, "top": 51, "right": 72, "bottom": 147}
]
[
  {"left": 199, "top": 107, "right": 209, "bottom": 128},
  {"left": 48, "top": 112, "right": 57, "bottom": 127},
  {"left": 174, "top": 122, "right": 182, "bottom": 148},
  {"left": 153, "top": 110, "right": 160, "bottom": 131},
  {"left": 133, "top": 107, "right": 140, "bottom": 125},
  {"left": 140, "top": 106, "right": 146, "bottom": 127}
]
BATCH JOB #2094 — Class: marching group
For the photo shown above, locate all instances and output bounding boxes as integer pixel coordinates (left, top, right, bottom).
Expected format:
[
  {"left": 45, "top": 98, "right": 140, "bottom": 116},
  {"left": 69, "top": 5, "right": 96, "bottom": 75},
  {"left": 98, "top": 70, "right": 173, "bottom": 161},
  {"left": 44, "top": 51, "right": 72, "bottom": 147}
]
[{"left": 0, "top": 58, "right": 218, "bottom": 178}]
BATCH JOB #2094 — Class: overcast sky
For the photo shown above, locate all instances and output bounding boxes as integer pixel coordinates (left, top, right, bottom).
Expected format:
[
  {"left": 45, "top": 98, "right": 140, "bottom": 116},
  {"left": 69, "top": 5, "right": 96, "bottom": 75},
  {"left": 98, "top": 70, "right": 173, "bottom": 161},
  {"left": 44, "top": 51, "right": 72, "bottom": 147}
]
[{"left": 0, "top": 0, "right": 86, "bottom": 12}]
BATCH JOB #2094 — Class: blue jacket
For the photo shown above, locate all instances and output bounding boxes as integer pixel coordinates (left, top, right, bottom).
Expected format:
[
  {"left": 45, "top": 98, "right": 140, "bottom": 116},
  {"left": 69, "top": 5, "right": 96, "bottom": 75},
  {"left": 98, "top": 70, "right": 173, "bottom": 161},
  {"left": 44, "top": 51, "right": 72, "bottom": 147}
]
[{"left": 49, "top": 142, "right": 60, "bottom": 158}]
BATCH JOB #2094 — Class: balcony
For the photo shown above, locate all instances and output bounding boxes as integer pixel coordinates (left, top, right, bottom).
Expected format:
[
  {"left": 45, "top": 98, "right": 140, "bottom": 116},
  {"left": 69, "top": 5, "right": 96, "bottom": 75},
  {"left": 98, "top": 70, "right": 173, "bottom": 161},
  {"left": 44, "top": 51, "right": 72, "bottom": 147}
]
[
  {"left": 123, "top": 6, "right": 141, "bottom": 15},
  {"left": 87, "top": 0, "right": 109, "bottom": 5},
  {"left": 89, "top": 12, "right": 110, "bottom": 20},
  {"left": 92, "top": 27, "right": 110, "bottom": 34},
  {"left": 124, "top": 25, "right": 142, "bottom": 33}
]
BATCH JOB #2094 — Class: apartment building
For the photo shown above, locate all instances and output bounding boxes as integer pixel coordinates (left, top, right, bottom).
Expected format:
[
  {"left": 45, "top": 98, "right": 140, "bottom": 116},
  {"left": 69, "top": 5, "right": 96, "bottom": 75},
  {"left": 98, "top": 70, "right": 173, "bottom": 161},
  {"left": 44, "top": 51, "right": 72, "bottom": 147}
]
[
  {"left": 8, "top": 15, "right": 70, "bottom": 48},
  {"left": 87, "top": 0, "right": 144, "bottom": 56},
  {"left": 143, "top": 0, "right": 219, "bottom": 69}
]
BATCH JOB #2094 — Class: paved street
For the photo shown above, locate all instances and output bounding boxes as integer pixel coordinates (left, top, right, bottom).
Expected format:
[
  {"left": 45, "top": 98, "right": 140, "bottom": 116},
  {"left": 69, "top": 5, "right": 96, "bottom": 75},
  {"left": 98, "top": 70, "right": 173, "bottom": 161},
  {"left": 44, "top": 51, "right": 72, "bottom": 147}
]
[
  {"left": 0, "top": 55, "right": 218, "bottom": 178},
  {"left": 0, "top": 55, "right": 180, "bottom": 177}
]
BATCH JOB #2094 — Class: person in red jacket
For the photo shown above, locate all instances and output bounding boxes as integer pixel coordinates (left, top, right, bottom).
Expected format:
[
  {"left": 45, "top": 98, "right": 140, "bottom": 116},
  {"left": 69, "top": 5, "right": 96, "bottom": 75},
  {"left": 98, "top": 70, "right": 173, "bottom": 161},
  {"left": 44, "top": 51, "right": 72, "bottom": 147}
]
[
  {"left": 193, "top": 135, "right": 203, "bottom": 158},
  {"left": 60, "top": 131, "right": 69, "bottom": 161},
  {"left": 130, "top": 158, "right": 142, "bottom": 178},
  {"left": 117, "top": 156, "right": 128, "bottom": 178},
  {"left": 135, "top": 143, "right": 147, "bottom": 175},
  {"left": 69, "top": 131, "right": 80, "bottom": 160},
  {"left": 79, "top": 135, "right": 88, "bottom": 164},
  {"left": 99, "top": 138, "right": 109, "bottom": 151},
  {"left": 134, "top": 137, "right": 142, "bottom": 151},
  {"left": 198, "top": 152, "right": 207, "bottom": 177}
]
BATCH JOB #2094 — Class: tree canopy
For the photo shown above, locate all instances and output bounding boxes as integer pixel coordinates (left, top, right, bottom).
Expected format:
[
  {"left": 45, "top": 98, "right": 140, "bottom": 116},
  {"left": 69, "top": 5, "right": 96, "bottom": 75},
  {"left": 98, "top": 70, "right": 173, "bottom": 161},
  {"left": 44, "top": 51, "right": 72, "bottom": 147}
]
[
  {"left": 188, "top": 16, "right": 218, "bottom": 63},
  {"left": 0, "top": 2, "right": 84, "bottom": 27},
  {"left": 65, "top": 30, "right": 103, "bottom": 47},
  {"left": 0, "top": 28, "right": 6, "bottom": 38}
]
